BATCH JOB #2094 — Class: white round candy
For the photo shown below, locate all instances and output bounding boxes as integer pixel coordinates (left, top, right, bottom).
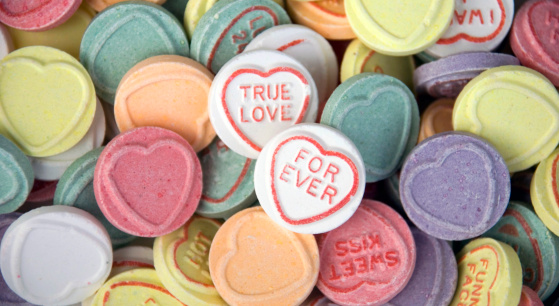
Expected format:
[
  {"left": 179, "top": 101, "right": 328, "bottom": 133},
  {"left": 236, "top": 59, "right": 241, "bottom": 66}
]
[
  {"left": 244, "top": 24, "right": 338, "bottom": 107},
  {"left": 0, "top": 206, "right": 112, "bottom": 305},
  {"left": 254, "top": 123, "right": 365, "bottom": 234},
  {"left": 425, "top": 0, "right": 514, "bottom": 58},
  {"left": 29, "top": 98, "right": 106, "bottom": 180},
  {"left": 0, "top": 23, "right": 13, "bottom": 60},
  {"left": 209, "top": 49, "right": 319, "bottom": 159}
]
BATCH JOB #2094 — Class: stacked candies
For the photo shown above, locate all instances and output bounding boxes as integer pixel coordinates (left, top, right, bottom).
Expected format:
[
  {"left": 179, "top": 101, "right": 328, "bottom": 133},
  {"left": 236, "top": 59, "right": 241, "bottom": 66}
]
[{"left": 0, "top": 0, "right": 558, "bottom": 305}]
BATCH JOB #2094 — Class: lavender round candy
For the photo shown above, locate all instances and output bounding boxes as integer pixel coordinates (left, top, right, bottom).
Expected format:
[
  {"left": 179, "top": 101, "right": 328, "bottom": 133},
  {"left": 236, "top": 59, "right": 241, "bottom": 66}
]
[
  {"left": 0, "top": 213, "right": 33, "bottom": 306},
  {"left": 400, "top": 131, "right": 510, "bottom": 240},
  {"left": 387, "top": 227, "right": 457, "bottom": 306},
  {"left": 414, "top": 52, "right": 520, "bottom": 98}
]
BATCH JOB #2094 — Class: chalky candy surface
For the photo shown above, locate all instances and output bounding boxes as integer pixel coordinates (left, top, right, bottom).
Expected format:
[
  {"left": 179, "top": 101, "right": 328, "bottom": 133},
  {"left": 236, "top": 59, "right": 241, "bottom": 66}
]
[
  {"left": 0, "top": 23, "right": 13, "bottom": 60},
  {"left": 190, "top": 0, "right": 291, "bottom": 74},
  {"left": 86, "top": 0, "right": 166, "bottom": 12},
  {"left": 197, "top": 138, "right": 256, "bottom": 219},
  {"left": 345, "top": 0, "right": 454, "bottom": 56},
  {"left": 321, "top": 72, "right": 419, "bottom": 183},
  {"left": 94, "top": 126, "right": 202, "bottom": 237},
  {"left": 209, "top": 206, "right": 319, "bottom": 306},
  {"left": 414, "top": 52, "right": 520, "bottom": 98},
  {"left": 417, "top": 98, "right": 455, "bottom": 143},
  {"left": 0, "top": 0, "right": 81, "bottom": 31},
  {"left": 531, "top": 148, "right": 559, "bottom": 237},
  {"left": 387, "top": 227, "right": 457, "bottom": 306},
  {"left": 0, "top": 134, "right": 34, "bottom": 214},
  {"left": 114, "top": 55, "right": 215, "bottom": 152},
  {"left": 0, "top": 206, "right": 112, "bottom": 305},
  {"left": 54, "top": 147, "right": 135, "bottom": 247},
  {"left": 254, "top": 123, "right": 366, "bottom": 234},
  {"left": 0, "top": 213, "right": 33, "bottom": 306},
  {"left": 453, "top": 65, "right": 559, "bottom": 172},
  {"left": 91, "top": 269, "right": 185, "bottom": 306},
  {"left": 0, "top": 46, "right": 97, "bottom": 157},
  {"left": 111, "top": 246, "right": 154, "bottom": 278},
  {"left": 208, "top": 49, "right": 318, "bottom": 159},
  {"left": 154, "top": 215, "right": 226, "bottom": 305},
  {"left": 80, "top": 1, "right": 189, "bottom": 104},
  {"left": 481, "top": 202, "right": 559, "bottom": 300},
  {"left": 519, "top": 285, "right": 544, "bottom": 306},
  {"left": 317, "top": 200, "right": 416, "bottom": 306},
  {"left": 340, "top": 38, "right": 415, "bottom": 89},
  {"left": 400, "top": 131, "right": 510, "bottom": 240},
  {"left": 285, "top": 0, "right": 355, "bottom": 40},
  {"left": 425, "top": 0, "right": 515, "bottom": 58},
  {"left": 510, "top": 0, "right": 559, "bottom": 87},
  {"left": 450, "top": 238, "right": 523, "bottom": 306}
]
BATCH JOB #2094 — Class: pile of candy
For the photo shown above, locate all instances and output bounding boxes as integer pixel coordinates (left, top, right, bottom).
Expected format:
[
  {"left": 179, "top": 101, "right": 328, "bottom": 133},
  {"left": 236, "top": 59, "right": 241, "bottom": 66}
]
[{"left": 1, "top": 0, "right": 558, "bottom": 305}]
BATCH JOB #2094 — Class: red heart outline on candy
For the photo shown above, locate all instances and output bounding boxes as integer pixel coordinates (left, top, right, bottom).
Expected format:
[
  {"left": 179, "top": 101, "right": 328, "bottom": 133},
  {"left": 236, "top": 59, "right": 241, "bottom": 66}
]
[
  {"left": 221, "top": 68, "right": 310, "bottom": 152},
  {"left": 437, "top": 0, "right": 507, "bottom": 45},
  {"left": 271, "top": 136, "right": 359, "bottom": 225}
]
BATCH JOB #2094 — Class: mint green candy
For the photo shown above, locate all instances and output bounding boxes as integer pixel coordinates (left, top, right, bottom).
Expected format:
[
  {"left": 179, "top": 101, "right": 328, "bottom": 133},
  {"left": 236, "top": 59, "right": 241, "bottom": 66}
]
[{"left": 0, "top": 135, "right": 34, "bottom": 214}]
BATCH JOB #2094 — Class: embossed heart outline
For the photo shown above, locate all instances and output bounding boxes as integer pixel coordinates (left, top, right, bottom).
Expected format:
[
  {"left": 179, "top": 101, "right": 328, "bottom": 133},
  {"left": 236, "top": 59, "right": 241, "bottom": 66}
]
[
  {"left": 438, "top": 0, "right": 507, "bottom": 44},
  {"left": 221, "top": 68, "right": 310, "bottom": 152},
  {"left": 0, "top": 58, "right": 92, "bottom": 154},
  {"left": 271, "top": 135, "right": 359, "bottom": 225},
  {"left": 0, "top": 150, "right": 21, "bottom": 205},
  {"left": 104, "top": 141, "right": 194, "bottom": 229},
  {"left": 457, "top": 245, "right": 500, "bottom": 304}
]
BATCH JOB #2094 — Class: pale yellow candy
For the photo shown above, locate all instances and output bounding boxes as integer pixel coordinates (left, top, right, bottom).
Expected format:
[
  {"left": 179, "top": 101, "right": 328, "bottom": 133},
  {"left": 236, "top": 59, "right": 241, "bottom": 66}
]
[
  {"left": 7, "top": 3, "right": 95, "bottom": 59},
  {"left": 153, "top": 216, "right": 226, "bottom": 305},
  {"left": 450, "top": 238, "right": 522, "bottom": 306},
  {"left": 0, "top": 46, "right": 96, "bottom": 157},
  {"left": 453, "top": 66, "right": 559, "bottom": 173},
  {"left": 345, "top": 0, "right": 454, "bottom": 56},
  {"left": 91, "top": 269, "right": 184, "bottom": 306},
  {"left": 340, "top": 38, "right": 414, "bottom": 89},
  {"left": 531, "top": 148, "right": 559, "bottom": 236}
]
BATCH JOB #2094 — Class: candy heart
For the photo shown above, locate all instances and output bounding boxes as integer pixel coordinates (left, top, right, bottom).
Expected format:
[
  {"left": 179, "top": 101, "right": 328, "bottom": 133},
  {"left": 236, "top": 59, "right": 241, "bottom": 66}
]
[
  {"left": 0, "top": 158, "right": 19, "bottom": 205},
  {"left": 271, "top": 136, "right": 359, "bottom": 225},
  {"left": 222, "top": 67, "right": 311, "bottom": 152}
]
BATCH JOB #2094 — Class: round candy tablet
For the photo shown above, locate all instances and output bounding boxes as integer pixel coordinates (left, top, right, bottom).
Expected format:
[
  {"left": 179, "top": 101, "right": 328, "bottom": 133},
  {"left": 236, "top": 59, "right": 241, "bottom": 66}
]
[
  {"left": 510, "top": 0, "right": 559, "bottom": 87},
  {"left": 91, "top": 269, "right": 185, "bottom": 306},
  {"left": 531, "top": 148, "right": 559, "bottom": 237},
  {"left": 208, "top": 49, "right": 318, "bottom": 159},
  {"left": 0, "top": 206, "right": 112, "bottom": 305},
  {"left": 316, "top": 200, "right": 416, "bottom": 306},
  {"left": 255, "top": 123, "right": 365, "bottom": 234},
  {"left": 184, "top": 0, "right": 220, "bottom": 39},
  {"left": 209, "top": 206, "right": 319, "bottom": 306},
  {"left": 345, "top": 0, "right": 455, "bottom": 56},
  {"left": 0, "top": 46, "right": 97, "bottom": 157},
  {"left": 400, "top": 131, "right": 510, "bottom": 240},
  {"left": 94, "top": 127, "right": 202, "bottom": 237},
  {"left": 190, "top": 0, "right": 291, "bottom": 74},
  {"left": 519, "top": 285, "right": 544, "bottom": 306},
  {"left": 386, "top": 227, "right": 457, "bottom": 306},
  {"left": 481, "top": 202, "right": 559, "bottom": 300},
  {"left": 340, "top": 38, "right": 414, "bottom": 89},
  {"left": 286, "top": 0, "right": 355, "bottom": 40},
  {"left": 29, "top": 98, "right": 106, "bottom": 181},
  {"left": 0, "top": 135, "right": 33, "bottom": 214},
  {"left": 111, "top": 246, "right": 154, "bottom": 278},
  {"left": 0, "top": 23, "right": 13, "bottom": 60},
  {"left": 450, "top": 238, "right": 523, "bottom": 306},
  {"left": 7, "top": 3, "right": 95, "bottom": 60},
  {"left": 453, "top": 66, "right": 559, "bottom": 173},
  {"left": 86, "top": 0, "right": 166, "bottom": 12},
  {"left": 0, "top": 213, "right": 32, "bottom": 306},
  {"left": 321, "top": 73, "right": 419, "bottom": 183},
  {"left": 114, "top": 55, "right": 215, "bottom": 152},
  {"left": 414, "top": 52, "right": 520, "bottom": 98},
  {"left": 80, "top": 1, "right": 189, "bottom": 104},
  {"left": 197, "top": 138, "right": 257, "bottom": 219},
  {"left": 0, "top": 0, "right": 81, "bottom": 31},
  {"left": 417, "top": 98, "right": 455, "bottom": 143},
  {"left": 25, "top": 179, "right": 57, "bottom": 203},
  {"left": 55, "top": 147, "right": 135, "bottom": 247},
  {"left": 244, "top": 24, "right": 338, "bottom": 113},
  {"left": 425, "top": 0, "right": 514, "bottom": 58},
  {"left": 154, "top": 215, "right": 226, "bottom": 305}
]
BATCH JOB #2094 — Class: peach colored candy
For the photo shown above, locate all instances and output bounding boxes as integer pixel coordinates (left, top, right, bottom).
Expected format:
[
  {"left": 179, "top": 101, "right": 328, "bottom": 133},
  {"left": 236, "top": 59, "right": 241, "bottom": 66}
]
[
  {"left": 286, "top": 0, "right": 355, "bottom": 40},
  {"left": 86, "top": 0, "right": 165, "bottom": 12},
  {"left": 417, "top": 98, "right": 455, "bottom": 143},
  {"left": 115, "top": 55, "right": 215, "bottom": 152},
  {"left": 209, "top": 206, "right": 319, "bottom": 306}
]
